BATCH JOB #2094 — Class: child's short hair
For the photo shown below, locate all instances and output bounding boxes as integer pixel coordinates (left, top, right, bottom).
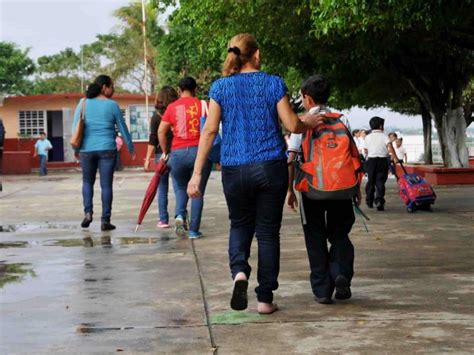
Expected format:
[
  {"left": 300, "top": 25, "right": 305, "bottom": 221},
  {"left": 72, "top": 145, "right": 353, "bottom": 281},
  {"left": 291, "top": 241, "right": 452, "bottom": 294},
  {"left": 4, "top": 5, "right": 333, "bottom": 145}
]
[
  {"left": 369, "top": 116, "right": 385, "bottom": 130},
  {"left": 39, "top": 131, "right": 46, "bottom": 136},
  {"left": 300, "top": 74, "right": 330, "bottom": 104},
  {"left": 352, "top": 129, "right": 360, "bottom": 137},
  {"left": 178, "top": 76, "right": 197, "bottom": 92},
  {"left": 388, "top": 132, "right": 398, "bottom": 139}
]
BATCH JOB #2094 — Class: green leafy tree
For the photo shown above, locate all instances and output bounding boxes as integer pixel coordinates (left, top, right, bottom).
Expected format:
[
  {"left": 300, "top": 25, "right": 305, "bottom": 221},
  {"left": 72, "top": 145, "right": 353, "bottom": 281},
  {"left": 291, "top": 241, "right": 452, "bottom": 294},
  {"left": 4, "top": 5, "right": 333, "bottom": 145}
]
[
  {"left": 156, "top": 0, "right": 473, "bottom": 167},
  {"left": 308, "top": 0, "right": 474, "bottom": 167},
  {"left": 29, "top": 1, "right": 164, "bottom": 95},
  {"left": 157, "top": 0, "right": 315, "bottom": 92},
  {"left": 31, "top": 46, "right": 102, "bottom": 94},
  {"left": 0, "top": 42, "right": 35, "bottom": 94},
  {"left": 107, "top": 1, "right": 163, "bottom": 94}
]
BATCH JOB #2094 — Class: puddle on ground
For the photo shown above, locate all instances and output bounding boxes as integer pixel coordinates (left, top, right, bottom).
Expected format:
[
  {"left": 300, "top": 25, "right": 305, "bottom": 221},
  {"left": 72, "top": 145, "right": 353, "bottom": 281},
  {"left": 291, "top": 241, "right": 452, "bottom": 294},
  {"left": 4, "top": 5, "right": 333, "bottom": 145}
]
[
  {"left": 47, "top": 237, "right": 111, "bottom": 247},
  {"left": 0, "top": 262, "right": 36, "bottom": 288},
  {"left": 0, "top": 241, "right": 28, "bottom": 248},
  {"left": 45, "top": 236, "right": 172, "bottom": 247},
  {"left": 1, "top": 223, "right": 77, "bottom": 233},
  {"left": 76, "top": 323, "right": 133, "bottom": 334},
  {"left": 119, "top": 237, "right": 169, "bottom": 245},
  {"left": 210, "top": 311, "right": 264, "bottom": 325}
]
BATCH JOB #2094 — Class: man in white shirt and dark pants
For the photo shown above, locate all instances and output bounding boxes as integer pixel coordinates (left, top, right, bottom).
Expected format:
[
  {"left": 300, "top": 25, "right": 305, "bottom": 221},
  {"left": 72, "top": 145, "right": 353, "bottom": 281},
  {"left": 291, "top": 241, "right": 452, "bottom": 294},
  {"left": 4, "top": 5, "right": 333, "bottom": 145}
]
[{"left": 364, "top": 117, "right": 397, "bottom": 211}]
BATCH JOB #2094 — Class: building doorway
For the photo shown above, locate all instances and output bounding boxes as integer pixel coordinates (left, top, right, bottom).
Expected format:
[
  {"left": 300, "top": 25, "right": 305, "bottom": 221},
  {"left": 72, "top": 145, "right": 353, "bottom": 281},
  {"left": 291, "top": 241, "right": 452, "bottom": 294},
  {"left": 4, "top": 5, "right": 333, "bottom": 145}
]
[{"left": 47, "top": 111, "right": 64, "bottom": 161}]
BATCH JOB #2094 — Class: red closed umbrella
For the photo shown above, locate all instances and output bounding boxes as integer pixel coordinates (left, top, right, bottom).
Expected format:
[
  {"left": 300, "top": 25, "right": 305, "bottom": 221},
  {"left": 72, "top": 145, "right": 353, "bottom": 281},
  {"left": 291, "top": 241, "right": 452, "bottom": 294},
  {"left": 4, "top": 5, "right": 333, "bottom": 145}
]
[{"left": 135, "top": 160, "right": 168, "bottom": 232}]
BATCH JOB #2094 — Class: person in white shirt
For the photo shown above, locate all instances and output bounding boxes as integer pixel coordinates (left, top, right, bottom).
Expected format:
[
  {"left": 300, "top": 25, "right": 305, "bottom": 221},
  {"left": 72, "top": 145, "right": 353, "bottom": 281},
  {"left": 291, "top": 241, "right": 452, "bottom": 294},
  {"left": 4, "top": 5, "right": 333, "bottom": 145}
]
[
  {"left": 394, "top": 137, "right": 407, "bottom": 163},
  {"left": 363, "top": 117, "right": 397, "bottom": 211},
  {"left": 358, "top": 130, "right": 367, "bottom": 159}
]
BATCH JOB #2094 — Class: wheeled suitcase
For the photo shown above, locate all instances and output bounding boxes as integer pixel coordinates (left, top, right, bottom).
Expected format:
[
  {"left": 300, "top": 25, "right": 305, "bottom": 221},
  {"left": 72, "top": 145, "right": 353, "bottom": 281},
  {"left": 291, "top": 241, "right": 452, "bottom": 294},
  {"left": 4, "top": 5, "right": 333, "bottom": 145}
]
[{"left": 396, "top": 162, "right": 436, "bottom": 213}]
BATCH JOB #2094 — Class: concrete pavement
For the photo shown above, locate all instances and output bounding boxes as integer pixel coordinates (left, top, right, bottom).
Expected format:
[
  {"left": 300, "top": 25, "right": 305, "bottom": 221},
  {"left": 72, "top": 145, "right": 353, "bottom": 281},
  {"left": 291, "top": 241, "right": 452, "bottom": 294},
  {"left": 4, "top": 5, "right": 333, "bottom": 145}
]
[{"left": 1, "top": 171, "right": 473, "bottom": 353}]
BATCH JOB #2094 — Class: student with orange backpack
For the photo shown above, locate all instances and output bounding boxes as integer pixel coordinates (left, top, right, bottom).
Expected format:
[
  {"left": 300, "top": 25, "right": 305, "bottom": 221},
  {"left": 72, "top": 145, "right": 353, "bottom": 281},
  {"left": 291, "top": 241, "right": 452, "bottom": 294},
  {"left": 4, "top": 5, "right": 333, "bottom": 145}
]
[{"left": 286, "top": 75, "right": 362, "bottom": 305}]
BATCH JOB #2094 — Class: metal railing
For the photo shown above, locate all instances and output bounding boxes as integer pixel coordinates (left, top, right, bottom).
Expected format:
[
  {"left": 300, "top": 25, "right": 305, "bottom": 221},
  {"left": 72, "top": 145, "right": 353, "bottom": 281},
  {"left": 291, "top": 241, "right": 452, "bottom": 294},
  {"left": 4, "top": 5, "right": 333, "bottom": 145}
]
[{"left": 404, "top": 141, "right": 474, "bottom": 163}]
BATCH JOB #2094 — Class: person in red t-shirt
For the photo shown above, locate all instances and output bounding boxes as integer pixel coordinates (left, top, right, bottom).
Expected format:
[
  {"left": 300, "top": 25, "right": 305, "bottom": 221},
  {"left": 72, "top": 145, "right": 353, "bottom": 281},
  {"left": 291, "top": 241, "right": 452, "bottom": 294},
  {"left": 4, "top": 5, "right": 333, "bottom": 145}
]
[{"left": 158, "top": 77, "right": 213, "bottom": 239}]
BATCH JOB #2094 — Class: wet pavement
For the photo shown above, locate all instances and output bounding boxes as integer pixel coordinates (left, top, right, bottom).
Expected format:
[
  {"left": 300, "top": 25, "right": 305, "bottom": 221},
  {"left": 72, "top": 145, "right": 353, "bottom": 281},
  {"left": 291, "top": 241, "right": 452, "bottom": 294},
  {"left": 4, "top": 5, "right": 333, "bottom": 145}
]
[{"left": 1, "top": 171, "right": 473, "bottom": 353}]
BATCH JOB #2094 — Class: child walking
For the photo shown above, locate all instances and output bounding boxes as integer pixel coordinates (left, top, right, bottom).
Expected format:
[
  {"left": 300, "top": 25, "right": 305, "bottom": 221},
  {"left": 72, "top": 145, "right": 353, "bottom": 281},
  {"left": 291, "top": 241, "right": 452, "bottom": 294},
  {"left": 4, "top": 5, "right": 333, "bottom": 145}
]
[
  {"left": 34, "top": 132, "right": 52, "bottom": 176},
  {"left": 363, "top": 117, "right": 397, "bottom": 211},
  {"left": 287, "top": 75, "right": 362, "bottom": 304}
]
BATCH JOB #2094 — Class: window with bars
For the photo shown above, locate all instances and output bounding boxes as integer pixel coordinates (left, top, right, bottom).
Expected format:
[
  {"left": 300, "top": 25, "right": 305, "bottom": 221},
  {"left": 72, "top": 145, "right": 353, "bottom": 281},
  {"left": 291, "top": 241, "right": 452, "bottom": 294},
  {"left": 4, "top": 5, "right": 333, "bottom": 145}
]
[{"left": 19, "top": 110, "right": 46, "bottom": 136}]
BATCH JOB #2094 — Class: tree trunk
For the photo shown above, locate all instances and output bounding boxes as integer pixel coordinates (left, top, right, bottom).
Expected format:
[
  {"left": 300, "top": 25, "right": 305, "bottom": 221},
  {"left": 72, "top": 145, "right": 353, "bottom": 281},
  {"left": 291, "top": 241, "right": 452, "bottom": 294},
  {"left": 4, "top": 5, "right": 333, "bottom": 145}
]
[
  {"left": 420, "top": 102, "right": 433, "bottom": 164},
  {"left": 407, "top": 79, "right": 469, "bottom": 168},
  {"left": 433, "top": 106, "right": 469, "bottom": 168}
]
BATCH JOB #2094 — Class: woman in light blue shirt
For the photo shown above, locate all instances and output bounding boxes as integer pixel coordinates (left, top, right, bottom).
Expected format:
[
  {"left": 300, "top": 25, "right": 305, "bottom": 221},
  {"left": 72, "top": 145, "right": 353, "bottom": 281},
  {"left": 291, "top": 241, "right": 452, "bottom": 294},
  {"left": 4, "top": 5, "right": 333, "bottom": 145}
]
[{"left": 72, "top": 75, "right": 135, "bottom": 231}]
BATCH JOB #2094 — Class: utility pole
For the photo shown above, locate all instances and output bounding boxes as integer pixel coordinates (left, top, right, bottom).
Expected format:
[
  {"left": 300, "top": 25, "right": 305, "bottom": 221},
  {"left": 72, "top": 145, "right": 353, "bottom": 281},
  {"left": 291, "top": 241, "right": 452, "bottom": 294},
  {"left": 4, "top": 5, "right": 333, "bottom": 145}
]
[
  {"left": 141, "top": 0, "right": 149, "bottom": 121},
  {"left": 80, "top": 48, "right": 84, "bottom": 93}
]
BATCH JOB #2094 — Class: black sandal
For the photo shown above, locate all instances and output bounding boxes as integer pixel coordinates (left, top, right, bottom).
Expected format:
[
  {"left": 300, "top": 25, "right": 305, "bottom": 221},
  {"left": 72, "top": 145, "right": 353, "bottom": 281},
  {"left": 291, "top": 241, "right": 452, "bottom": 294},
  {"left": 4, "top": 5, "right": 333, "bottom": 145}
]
[{"left": 230, "top": 279, "right": 248, "bottom": 311}]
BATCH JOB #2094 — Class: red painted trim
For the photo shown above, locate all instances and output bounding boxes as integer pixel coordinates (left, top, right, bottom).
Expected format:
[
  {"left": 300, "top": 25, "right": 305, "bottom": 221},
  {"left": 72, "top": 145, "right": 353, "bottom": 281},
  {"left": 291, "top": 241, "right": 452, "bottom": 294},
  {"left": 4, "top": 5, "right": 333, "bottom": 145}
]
[
  {"left": 3, "top": 151, "right": 32, "bottom": 174},
  {"left": 396, "top": 164, "right": 474, "bottom": 185},
  {"left": 3, "top": 138, "right": 149, "bottom": 173}
]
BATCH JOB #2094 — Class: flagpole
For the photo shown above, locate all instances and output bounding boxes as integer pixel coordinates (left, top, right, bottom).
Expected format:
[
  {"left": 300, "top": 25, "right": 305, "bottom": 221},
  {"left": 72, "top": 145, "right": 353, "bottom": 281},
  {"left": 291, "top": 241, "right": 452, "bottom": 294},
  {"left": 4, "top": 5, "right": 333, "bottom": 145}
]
[{"left": 141, "top": 0, "right": 149, "bottom": 121}]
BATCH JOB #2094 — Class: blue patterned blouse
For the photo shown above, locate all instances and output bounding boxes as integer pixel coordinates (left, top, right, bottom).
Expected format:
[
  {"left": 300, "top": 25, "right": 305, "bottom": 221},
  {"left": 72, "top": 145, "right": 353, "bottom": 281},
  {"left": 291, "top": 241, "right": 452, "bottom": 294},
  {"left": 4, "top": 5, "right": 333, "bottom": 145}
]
[{"left": 209, "top": 71, "right": 288, "bottom": 166}]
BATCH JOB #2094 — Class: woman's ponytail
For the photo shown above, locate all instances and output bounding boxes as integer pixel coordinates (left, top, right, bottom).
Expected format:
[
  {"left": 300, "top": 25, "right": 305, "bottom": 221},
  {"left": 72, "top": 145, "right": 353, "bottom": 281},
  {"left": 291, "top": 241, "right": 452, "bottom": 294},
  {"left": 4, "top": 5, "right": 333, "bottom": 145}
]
[
  {"left": 86, "top": 83, "right": 101, "bottom": 99},
  {"left": 223, "top": 48, "right": 243, "bottom": 76},
  {"left": 222, "top": 33, "right": 259, "bottom": 76},
  {"left": 85, "top": 75, "right": 113, "bottom": 98}
]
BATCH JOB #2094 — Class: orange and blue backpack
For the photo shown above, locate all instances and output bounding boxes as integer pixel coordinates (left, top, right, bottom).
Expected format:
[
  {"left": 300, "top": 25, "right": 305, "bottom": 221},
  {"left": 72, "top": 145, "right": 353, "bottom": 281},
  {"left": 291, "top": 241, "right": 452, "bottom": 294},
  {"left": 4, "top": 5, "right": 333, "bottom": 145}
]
[{"left": 294, "top": 112, "right": 362, "bottom": 200}]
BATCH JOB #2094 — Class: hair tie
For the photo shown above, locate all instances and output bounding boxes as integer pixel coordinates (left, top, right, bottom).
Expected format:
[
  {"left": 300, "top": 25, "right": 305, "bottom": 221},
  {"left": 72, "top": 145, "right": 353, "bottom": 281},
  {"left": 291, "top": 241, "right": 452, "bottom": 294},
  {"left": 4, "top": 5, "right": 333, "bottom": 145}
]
[{"left": 227, "top": 46, "right": 241, "bottom": 56}]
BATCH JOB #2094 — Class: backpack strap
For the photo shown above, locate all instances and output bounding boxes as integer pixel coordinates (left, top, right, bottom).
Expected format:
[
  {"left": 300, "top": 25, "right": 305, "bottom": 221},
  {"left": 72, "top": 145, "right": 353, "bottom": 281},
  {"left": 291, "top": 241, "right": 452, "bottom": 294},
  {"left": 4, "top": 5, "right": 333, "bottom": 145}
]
[
  {"left": 323, "top": 112, "right": 363, "bottom": 184},
  {"left": 201, "top": 100, "right": 208, "bottom": 117},
  {"left": 322, "top": 112, "right": 343, "bottom": 119}
]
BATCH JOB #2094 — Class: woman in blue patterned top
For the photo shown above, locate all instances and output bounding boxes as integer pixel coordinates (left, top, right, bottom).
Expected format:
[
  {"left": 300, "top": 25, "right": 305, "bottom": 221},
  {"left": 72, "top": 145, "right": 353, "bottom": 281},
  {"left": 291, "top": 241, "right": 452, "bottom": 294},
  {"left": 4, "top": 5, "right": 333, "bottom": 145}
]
[{"left": 188, "top": 33, "right": 321, "bottom": 314}]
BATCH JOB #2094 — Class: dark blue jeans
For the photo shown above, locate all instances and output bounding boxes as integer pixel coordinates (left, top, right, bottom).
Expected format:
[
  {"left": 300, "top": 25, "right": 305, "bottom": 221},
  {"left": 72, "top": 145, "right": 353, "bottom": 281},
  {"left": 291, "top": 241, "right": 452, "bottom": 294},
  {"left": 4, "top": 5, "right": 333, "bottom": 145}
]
[
  {"left": 168, "top": 146, "right": 212, "bottom": 232},
  {"left": 39, "top": 155, "right": 47, "bottom": 176},
  {"left": 155, "top": 154, "right": 170, "bottom": 223},
  {"left": 301, "top": 196, "right": 355, "bottom": 299},
  {"left": 80, "top": 150, "right": 117, "bottom": 222},
  {"left": 222, "top": 159, "right": 288, "bottom": 303}
]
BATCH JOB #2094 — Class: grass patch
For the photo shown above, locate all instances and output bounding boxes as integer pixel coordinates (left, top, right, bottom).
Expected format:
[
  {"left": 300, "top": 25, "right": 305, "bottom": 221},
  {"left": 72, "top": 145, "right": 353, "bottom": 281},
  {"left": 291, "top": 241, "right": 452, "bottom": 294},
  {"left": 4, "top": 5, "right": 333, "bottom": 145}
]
[
  {"left": 0, "top": 262, "right": 36, "bottom": 288},
  {"left": 210, "top": 311, "right": 264, "bottom": 325},
  {"left": 0, "top": 241, "right": 28, "bottom": 248},
  {"left": 51, "top": 239, "right": 87, "bottom": 247}
]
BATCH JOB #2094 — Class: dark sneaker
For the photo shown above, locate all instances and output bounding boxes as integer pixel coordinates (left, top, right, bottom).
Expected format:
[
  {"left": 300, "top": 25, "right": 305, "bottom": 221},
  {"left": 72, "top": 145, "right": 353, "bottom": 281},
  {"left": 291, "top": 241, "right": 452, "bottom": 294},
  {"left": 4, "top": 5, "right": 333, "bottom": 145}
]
[
  {"left": 81, "top": 213, "right": 93, "bottom": 228},
  {"left": 366, "top": 202, "right": 373, "bottom": 209},
  {"left": 335, "top": 275, "right": 352, "bottom": 300},
  {"left": 315, "top": 296, "right": 333, "bottom": 304},
  {"left": 230, "top": 279, "right": 248, "bottom": 311},
  {"left": 101, "top": 222, "right": 116, "bottom": 231},
  {"left": 376, "top": 203, "right": 385, "bottom": 211}
]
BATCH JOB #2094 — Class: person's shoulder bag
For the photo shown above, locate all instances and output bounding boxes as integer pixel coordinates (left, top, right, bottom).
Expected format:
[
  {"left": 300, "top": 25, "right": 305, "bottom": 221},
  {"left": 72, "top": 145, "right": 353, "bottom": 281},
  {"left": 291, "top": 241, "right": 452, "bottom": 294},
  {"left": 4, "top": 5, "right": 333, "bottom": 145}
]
[{"left": 70, "top": 98, "right": 86, "bottom": 149}]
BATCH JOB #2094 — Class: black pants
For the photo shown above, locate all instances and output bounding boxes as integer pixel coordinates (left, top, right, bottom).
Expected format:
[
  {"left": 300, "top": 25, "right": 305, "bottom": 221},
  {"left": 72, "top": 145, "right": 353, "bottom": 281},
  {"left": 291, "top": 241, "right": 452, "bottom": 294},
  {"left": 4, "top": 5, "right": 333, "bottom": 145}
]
[
  {"left": 301, "top": 196, "right": 355, "bottom": 299},
  {"left": 222, "top": 159, "right": 288, "bottom": 303},
  {"left": 365, "top": 157, "right": 389, "bottom": 205}
]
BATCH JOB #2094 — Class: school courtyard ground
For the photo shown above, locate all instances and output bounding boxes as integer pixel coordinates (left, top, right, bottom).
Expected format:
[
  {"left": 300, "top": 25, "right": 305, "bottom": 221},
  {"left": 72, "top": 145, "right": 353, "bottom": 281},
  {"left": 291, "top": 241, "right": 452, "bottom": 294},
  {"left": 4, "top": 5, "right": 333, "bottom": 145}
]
[{"left": 0, "top": 170, "right": 473, "bottom": 354}]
